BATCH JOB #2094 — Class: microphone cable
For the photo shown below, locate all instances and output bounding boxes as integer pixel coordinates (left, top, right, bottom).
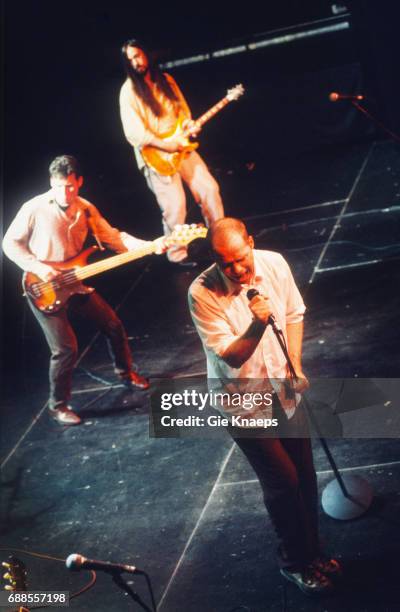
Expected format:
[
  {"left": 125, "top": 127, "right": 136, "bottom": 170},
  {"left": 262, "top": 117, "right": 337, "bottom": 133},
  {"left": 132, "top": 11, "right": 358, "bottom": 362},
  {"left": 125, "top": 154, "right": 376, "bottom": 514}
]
[
  {"left": 0, "top": 546, "right": 96, "bottom": 609},
  {"left": 0, "top": 546, "right": 157, "bottom": 611}
]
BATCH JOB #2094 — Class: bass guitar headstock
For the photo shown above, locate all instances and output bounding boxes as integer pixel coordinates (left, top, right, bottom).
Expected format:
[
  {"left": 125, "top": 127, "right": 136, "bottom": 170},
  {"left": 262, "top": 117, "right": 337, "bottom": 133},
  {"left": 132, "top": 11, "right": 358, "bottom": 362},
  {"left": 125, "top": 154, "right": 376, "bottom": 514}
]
[
  {"left": 162, "top": 223, "right": 208, "bottom": 249},
  {"left": 226, "top": 84, "right": 245, "bottom": 101}
]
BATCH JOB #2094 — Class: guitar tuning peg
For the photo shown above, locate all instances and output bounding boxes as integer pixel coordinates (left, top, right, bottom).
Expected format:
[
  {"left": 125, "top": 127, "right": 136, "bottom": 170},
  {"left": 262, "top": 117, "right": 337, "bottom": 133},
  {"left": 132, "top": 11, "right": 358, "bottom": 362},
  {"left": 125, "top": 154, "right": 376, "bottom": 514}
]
[
  {"left": 1, "top": 562, "right": 10, "bottom": 569},
  {"left": 3, "top": 572, "right": 11, "bottom": 580},
  {"left": 5, "top": 585, "right": 15, "bottom": 591}
]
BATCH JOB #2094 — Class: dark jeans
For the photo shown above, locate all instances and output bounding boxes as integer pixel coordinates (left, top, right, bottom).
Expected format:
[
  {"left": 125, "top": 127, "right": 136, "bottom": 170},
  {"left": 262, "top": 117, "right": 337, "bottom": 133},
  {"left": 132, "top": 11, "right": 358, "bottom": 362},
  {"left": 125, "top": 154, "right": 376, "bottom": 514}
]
[
  {"left": 28, "top": 291, "right": 133, "bottom": 409},
  {"left": 229, "top": 400, "right": 320, "bottom": 570}
]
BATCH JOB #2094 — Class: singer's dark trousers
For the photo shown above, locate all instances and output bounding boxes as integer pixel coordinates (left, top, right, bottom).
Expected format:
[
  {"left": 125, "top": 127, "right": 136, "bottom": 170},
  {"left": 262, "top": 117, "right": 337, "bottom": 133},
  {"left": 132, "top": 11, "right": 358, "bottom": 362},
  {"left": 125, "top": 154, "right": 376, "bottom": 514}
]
[
  {"left": 28, "top": 291, "right": 133, "bottom": 410},
  {"left": 229, "top": 400, "right": 320, "bottom": 570}
]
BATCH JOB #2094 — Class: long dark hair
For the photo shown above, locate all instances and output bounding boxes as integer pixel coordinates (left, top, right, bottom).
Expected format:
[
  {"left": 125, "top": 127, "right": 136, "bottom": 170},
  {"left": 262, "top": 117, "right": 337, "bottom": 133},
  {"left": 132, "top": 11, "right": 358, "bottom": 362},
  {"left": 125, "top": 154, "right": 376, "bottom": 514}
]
[{"left": 121, "top": 39, "right": 180, "bottom": 117}]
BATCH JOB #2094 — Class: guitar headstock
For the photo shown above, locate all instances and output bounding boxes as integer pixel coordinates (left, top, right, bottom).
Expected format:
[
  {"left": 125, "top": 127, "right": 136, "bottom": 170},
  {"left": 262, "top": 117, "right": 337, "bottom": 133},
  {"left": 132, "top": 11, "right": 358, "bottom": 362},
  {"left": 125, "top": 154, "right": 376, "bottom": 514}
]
[
  {"left": 2, "top": 556, "right": 27, "bottom": 592},
  {"left": 226, "top": 84, "right": 245, "bottom": 101},
  {"left": 164, "top": 224, "right": 208, "bottom": 248}
]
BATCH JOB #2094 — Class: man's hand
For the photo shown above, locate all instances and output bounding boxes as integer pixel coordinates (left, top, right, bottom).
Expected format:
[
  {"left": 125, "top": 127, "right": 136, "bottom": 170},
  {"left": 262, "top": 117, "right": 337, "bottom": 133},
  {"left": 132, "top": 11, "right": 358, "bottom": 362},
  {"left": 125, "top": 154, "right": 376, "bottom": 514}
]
[
  {"left": 161, "top": 135, "right": 189, "bottom": 154},
  {"left": 33, "top": 262, "right": 60, "bottom": 282},
  {"left": 148, "top": 133, "right": 189, "bottom": 154},
  {"left": 182, "top": 119, "right": 201, "bottom": 138},
  {"left": 286, "top": 365, "right": 310, "bottom": 394},
  {"left": 153, "top": 236, "right": 168, "bottom": 255},
  {"left": 248, "top": 294, "right": 273, "bottom": 326}
]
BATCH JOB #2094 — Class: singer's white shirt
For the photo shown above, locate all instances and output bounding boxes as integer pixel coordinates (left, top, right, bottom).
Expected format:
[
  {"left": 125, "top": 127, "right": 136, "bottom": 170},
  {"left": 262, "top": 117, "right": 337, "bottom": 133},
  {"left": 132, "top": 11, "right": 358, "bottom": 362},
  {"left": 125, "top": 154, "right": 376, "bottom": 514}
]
[{"left": 188, "top": 250, "right": 305, "bottom": 419}]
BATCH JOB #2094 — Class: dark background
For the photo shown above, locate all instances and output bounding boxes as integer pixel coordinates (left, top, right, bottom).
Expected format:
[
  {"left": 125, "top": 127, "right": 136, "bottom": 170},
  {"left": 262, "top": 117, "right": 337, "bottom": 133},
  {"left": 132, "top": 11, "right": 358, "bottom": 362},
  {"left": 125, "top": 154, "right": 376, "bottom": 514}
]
[
  {"left": 4, "top": 1, "right": 399, "bottom": 219},
  {"left": 2, "top": 4, "right": 400, "bottom": 611}
]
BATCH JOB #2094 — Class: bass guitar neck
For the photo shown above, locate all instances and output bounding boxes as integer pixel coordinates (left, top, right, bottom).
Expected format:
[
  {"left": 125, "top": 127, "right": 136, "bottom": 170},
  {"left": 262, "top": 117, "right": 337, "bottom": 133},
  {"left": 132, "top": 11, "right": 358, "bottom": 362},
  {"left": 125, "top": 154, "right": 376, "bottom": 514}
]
[{"left": 23, "top": 224, "right": 207, "bottom": 313}]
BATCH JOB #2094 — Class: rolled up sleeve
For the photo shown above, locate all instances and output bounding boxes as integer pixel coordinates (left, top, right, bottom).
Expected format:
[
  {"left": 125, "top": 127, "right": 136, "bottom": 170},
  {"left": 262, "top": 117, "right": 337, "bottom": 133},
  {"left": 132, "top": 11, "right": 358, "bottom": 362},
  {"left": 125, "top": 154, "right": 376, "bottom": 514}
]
[
  {"left": 2, "top": 203, "right": 38, "bottom": 272},
  {"left": 188, "top": 286, "right": 237, "bottom": 358}
]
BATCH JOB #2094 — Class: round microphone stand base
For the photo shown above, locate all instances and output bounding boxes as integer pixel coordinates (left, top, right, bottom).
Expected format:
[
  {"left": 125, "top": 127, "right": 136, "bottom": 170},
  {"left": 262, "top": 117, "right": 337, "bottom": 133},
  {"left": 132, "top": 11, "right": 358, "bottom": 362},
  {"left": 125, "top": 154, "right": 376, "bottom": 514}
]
[
  {"left": 321, "top": 474, "right": 373, "bottom": 520},
  {"left": 264, "top": 316, "right": 374, "bottom": 522}
]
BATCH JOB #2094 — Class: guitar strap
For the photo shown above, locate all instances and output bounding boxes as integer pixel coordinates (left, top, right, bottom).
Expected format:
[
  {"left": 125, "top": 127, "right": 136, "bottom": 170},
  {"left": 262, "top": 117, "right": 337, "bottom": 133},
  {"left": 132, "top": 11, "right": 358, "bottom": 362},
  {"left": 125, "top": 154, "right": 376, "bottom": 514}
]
[{"left": 84, "top": 208, "right": 105, "bottom": 251}]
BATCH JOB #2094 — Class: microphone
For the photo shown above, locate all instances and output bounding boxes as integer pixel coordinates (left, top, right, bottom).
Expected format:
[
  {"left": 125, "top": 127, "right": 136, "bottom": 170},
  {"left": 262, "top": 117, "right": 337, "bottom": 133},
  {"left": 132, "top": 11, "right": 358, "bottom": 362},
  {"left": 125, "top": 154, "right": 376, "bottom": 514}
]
[
  {"left": 246, "top": 288, "right": 278, "bottom": 328},
  {"left": 65, "top": 553, "right": 139, "bottom": 574},
  {"left": 329, "top": 92, "right": 364, "bottom": 102},
  {"left": 246, "top": 288, "right": 260, "bottom": 301}
]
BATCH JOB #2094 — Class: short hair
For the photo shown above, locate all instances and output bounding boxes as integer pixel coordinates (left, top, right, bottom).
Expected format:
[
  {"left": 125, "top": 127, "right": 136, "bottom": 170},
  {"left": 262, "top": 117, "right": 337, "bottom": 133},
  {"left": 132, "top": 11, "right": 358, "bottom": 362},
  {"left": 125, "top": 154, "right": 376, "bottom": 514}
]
[
  {"left": 208, "top": 217, "right": 249, "bottom": 250},
  {"left": 49, "top": 155, "right": 81, "bottom": 178}
]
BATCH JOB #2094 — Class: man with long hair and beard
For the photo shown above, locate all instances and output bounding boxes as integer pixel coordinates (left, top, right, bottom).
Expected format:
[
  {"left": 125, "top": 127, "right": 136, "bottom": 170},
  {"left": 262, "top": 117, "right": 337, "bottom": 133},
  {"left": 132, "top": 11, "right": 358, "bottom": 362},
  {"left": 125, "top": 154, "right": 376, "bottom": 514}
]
[{"left": 119, "top": 39, "right": 224, "bottom": 264}]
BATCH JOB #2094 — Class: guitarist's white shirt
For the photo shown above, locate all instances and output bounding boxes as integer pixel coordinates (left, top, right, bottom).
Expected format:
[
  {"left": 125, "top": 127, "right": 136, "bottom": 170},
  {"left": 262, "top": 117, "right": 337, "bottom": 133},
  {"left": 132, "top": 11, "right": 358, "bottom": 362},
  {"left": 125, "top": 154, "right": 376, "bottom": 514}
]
[{"left": 2, "top": 190, "right": 148, "bottom": 275}]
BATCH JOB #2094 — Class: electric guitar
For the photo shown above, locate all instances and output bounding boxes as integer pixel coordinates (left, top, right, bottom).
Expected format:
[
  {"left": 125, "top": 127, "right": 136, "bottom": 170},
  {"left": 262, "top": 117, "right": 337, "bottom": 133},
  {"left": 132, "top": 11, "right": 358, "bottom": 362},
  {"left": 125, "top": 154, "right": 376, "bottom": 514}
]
[
  {"left": 141, "top": 84, "right": 245, "bottom": 176},
  {"left": 23, "top": 224, "right": 207, "bottom": 314},
  {"left": 2, "top": 556, "right": 29, "bottom": 612}
]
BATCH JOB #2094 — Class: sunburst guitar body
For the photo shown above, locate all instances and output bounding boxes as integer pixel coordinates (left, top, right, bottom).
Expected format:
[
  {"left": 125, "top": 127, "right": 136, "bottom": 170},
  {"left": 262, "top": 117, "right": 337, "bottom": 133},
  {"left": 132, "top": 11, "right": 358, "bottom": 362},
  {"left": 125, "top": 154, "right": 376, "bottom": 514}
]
[
  {"left": 141, "top": 84, "right": 244, "bottom": 176},
  {"left": 23, "top": 224, "right": 207, "bottom": 313},
  {"left": 141, "top": 113, "right": 199, "bottom": 176}
]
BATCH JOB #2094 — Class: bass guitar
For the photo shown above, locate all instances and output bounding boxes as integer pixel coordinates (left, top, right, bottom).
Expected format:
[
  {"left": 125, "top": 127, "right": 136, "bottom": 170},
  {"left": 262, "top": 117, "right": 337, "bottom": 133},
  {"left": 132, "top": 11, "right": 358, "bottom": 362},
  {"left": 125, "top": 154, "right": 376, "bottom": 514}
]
[
  {"left": 141, "top": 84, "right": 244, "bottom": 176},
  {"left": 23, "top": 224, "right": 207, "bottom": 314}
]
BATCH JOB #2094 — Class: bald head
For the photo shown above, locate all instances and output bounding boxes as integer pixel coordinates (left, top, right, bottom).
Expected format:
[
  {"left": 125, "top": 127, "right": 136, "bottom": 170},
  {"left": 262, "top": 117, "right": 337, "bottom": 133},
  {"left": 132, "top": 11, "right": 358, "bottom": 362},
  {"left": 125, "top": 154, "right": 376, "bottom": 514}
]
[
  {"left": 209, "top": 217, "right": 249, "bottom": 251},
  {"left": 209, "top": 218, "right": 255, "bottom": 285}
]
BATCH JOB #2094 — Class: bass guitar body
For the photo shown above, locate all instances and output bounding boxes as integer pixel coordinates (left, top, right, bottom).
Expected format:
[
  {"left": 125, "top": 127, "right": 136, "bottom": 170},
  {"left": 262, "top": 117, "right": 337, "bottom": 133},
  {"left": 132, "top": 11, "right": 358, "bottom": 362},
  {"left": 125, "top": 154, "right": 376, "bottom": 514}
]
[
  {"left": 141, "top": 113, "right": 198, "bottom": 176},
  {"left": 21, "top": 224, "right": 207, "bottom": 314},
  {"left": 23, "top": 246, "right": 98, "bottom": 314}
]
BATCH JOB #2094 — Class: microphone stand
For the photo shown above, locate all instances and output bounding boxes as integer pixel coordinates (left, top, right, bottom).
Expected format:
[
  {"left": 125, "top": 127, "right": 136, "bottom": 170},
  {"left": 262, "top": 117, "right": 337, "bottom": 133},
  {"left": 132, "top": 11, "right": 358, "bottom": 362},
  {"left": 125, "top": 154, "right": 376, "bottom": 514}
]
[
  {"left": 268, "top": 316, "right": 373, "bottom": 520},
  {"left": 111, "top": 569, "right": 154, "bottom": 612},
  {"left": 351, "top": 100, "right": 400, "bottom": 144}
]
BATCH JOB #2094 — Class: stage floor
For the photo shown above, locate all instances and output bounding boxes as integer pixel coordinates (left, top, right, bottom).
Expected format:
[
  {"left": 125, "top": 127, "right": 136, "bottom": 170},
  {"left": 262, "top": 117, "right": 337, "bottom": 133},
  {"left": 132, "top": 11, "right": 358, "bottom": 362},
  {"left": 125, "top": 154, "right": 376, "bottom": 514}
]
[{"left": 1, "top": 139, "right": 400, "bottom": 611}]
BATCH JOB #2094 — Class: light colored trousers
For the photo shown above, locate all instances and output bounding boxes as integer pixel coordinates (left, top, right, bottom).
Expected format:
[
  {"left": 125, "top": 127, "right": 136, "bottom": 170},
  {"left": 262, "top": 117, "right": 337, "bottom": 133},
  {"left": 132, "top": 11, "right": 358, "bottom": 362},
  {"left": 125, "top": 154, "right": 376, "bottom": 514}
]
[{"left": 144, "top": 151, "right": 224, "bottom": 261}]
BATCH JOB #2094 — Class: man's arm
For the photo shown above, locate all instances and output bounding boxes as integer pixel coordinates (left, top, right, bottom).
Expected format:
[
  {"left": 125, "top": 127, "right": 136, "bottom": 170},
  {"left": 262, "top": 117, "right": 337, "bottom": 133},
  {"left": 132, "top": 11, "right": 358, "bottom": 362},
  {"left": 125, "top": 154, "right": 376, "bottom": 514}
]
[
  {"left": 86, "top": 204, "right": 150, "bottom": 254},
  {"left": 286, "top": 320, "right": 304, "bottom": 374},
  {"left": 119, "top": 80, "right": 190, "bottom": 154},
  {"left": 221, "top": 294, "right": 272, "bottom": 368},
  {"left": 190, "top": 284, "right": 275, "bottom": 369},
  {"left": 221, "top": 319, "right": 266, "bottom": 368},
  {"left": 2, "top": 204, "right": 59, "bottom": 281},
  {"left": 285, "top": 320, "right": 309, "bottom": 392},
  {"left": 277, "top": 253, "right": 309, "bottom": 389},
  {"left": 146, "top": 134, "right": 189, "bottom": 154},
  {"left": 189, "top": 283, "right": 241, "bottom": 363}
]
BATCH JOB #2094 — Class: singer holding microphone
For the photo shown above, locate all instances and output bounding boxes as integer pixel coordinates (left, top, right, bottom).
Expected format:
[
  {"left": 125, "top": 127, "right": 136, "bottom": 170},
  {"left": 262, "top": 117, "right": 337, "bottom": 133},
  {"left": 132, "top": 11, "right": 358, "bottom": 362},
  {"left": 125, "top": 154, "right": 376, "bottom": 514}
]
[{"left": 188, "top": 217, "right": 340, "bottom": 596}]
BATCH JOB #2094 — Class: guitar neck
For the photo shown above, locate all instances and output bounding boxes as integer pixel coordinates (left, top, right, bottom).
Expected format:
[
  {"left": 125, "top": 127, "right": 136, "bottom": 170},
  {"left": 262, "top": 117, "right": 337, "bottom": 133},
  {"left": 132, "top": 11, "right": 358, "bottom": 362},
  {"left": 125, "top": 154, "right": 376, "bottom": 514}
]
[
  {"left": 195, "top": 96, "right": 230, "bottom": 129},
  {"left": 74, "top": 243, "right": 156, "bottom": 281}
]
